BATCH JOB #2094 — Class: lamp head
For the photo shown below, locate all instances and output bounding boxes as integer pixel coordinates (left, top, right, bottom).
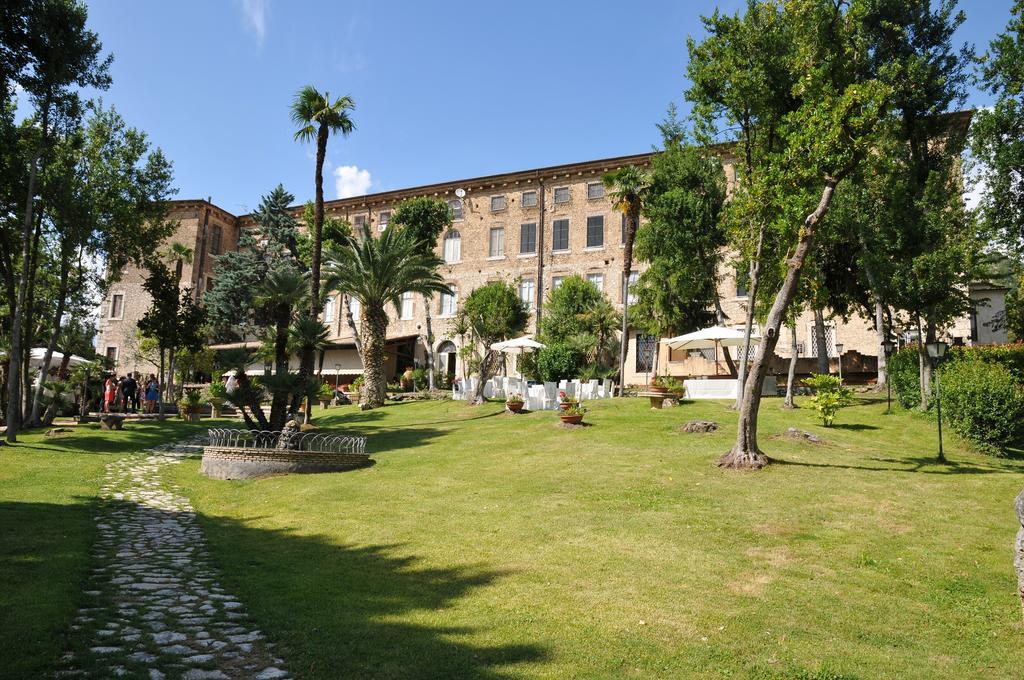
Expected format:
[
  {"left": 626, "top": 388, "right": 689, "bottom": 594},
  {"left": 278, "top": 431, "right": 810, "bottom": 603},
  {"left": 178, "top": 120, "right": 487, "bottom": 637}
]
[
  {"left": 881, "top": 339, "right": 896, "bottom": 355},
  {"left": 925, "top": 340, "right": 948, "bottom": 363},
  {"left": 835, "top": 343, "right": 844, "bottom": 355}
]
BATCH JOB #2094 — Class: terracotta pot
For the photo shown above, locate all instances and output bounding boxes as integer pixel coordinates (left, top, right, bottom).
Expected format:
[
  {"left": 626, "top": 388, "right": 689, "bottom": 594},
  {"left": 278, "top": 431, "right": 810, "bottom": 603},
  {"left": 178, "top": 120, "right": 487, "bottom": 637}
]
[
  {"left": 558, "top": 401, "right": 578, "bottom": 411},
  {"left": 506, "top": 401, "right": 524, "bottom": 413},
  {"left": 560, "top": 414, "right": 584, "bottom": 425},
  {"left": 650, "top": 385, "right": 668, "bottom": 394}
]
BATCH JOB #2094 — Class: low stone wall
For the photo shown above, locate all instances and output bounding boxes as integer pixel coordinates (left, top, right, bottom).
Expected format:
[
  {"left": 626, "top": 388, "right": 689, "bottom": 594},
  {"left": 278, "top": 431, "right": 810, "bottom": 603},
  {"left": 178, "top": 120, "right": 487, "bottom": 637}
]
[{"left": 200, "top": 445, "right": 371, "bottom": 480}]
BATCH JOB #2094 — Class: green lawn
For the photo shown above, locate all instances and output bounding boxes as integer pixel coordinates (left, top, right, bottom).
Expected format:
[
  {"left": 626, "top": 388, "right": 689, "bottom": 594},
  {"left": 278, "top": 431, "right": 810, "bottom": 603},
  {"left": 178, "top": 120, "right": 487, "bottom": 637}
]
[
  {"left": 161, "top": 397, "right": 1024, "bottom": 679},
  {"left": 0, "top": 418, "right": 217, "bottom": 678},
  {"left": 2, "top": 400, "right": 1023, "bottom": 679}
]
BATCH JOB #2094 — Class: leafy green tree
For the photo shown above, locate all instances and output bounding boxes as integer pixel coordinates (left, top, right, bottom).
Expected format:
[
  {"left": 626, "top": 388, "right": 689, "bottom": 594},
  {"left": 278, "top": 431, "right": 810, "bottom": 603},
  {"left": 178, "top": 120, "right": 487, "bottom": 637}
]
[
  {"left": 392, "top": 196, "right": 453, "bottom": 391},
  {"left": 291, "top": 85, "right": 356, "bottom": 403},
  {"left": 323, "top": 225, "right": 450, "bottom": 408},
  {"left": 538, "top": 275, "right": 620, "bottom": 376},
  {"left": 453, "top": 281, "right": 528, "bottom": 405},
  {"left": 4, "top": 0, "right": 111, "bottom": 442},
  {"left": 603, "top": 165, "right": 650, "bottom": 393}
]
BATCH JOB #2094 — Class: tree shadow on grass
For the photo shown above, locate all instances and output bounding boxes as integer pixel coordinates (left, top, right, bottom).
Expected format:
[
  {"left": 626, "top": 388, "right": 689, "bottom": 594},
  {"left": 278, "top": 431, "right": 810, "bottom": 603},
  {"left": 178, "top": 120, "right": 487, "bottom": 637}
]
[
  {"left": 828, "top": 423, "right": 881, "bottom": 431},
  {"left": 770, "top": 453, "right": 1020, "bottom": 475},
  {"left": 195, "top": 513, "right": 548, "bottom": 679},
  {"left": 8, "top": 420, "right": 217, "bottom": 456}
]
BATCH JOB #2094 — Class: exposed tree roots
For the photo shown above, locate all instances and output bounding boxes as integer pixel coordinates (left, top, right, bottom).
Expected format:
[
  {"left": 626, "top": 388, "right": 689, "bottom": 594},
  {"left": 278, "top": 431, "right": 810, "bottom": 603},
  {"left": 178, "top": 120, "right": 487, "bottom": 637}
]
[{"left": 716, "top": 448, "right": 771, "bottom": 470}]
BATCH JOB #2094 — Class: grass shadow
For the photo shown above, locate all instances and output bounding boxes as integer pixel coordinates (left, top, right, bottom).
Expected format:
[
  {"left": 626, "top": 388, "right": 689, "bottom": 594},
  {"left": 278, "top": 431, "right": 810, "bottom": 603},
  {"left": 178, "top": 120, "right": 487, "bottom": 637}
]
[
  {"left": 828, "top": 423, "right": 881, "bottom": 431},
  {"left": 771, "top": 454, "right": 1016, "bottom": 475}
]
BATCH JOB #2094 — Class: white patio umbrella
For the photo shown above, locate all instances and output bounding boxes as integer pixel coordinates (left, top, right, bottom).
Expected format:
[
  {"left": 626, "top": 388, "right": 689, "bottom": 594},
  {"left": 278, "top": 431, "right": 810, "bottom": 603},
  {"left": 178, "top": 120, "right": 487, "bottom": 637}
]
[
  {"left": 660, "top": 326, "right": 760, "bottom": 375},
  {"left": 490, "top": 336, "right": 546, "bottom": 379},
  {"left": 28, "top": 348, "right": 90, "bottom": 369}
]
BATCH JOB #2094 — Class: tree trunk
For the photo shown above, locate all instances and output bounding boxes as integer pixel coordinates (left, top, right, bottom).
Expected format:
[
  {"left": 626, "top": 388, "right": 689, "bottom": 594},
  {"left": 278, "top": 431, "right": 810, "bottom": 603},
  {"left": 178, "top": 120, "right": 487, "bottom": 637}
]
[
  {"left": 29, "top": 254, "right": 71, "bottom": 427},
  {"left": 784, "top": 323, "right": 799, "bottom": 409},
  {"left": 5, "top": 153, "right": 42, "bottom": 441},
  {"left": 874, "top": 300, "right": 887, "bottom": 387},
  {"left": 617, "top": 206, "right": 639, "bottom": 395},
  {"left": 917, "top": 315, "right": 933, "bottom": 410},
  {"left": 424, "top": 295, "right": 436, "bottom": 391},
  {"left": 167, "top": 347, "right": 176, "bottom": 415},
  {"left": 720, "top": 180, "right": 840, "bottom": 470},
  {"left": 472, "top": 349, "right": 501, "bottom": 406},
  {"left": 343, "top": 294, "right": 364, "bottom": 361},
  {"left": 360, "top": 307, "right": 389, "bottom": 408},
  {"left": 158, "top": 348, "right": 166, "bottom": 418},
  {"left": 21, "top": 205, "right": 45, "bottom": 421},
  {"left": 813, "top": 308, "right": 829, "bottom": 374},
  {"left": 269, "top": 303, "right": 292, "bottom": 430},
  {"left": 733, "top": 222, "right": 766, "bottom": 410}
]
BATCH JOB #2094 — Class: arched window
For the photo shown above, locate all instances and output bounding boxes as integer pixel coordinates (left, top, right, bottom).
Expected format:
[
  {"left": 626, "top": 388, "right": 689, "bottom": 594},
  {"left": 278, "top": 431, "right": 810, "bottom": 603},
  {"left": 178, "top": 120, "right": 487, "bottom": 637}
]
[
  {"left": 443, "top": 230, "right": 461, "bottom": 263},
  {"left": 437, "top": 340, "right": 457, "bottom": 354}
]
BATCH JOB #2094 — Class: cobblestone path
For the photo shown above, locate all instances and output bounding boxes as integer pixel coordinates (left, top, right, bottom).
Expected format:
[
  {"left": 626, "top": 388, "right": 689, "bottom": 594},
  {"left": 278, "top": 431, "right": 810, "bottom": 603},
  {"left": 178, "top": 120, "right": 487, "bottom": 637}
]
[{"left": 57, "top": 442, "right": 289, "bottom": 680}]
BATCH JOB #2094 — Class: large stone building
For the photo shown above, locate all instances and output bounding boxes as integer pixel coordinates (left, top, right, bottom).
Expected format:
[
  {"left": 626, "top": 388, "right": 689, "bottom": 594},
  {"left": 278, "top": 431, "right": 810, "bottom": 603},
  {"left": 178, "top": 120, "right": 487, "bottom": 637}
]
[{"left": 97, "top": 151, "right": 1008, "bottom": 387}]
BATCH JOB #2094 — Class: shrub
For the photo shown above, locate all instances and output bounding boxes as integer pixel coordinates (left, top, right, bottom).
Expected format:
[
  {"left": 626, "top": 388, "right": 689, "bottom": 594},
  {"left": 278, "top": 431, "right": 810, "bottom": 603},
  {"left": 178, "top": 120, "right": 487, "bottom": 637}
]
[
  {"left": 940, "top": 358, "right": 1024, "bottom": 454},
  {"left": 207, "top": 380, "right": 227, "bottom": 401},
  {"left": 411, "top": 367, "right": 428, "bottom": 390},
  {"left": 803, "top": 373, "right": 852, "bottom": 427},
  {"left": 888, "top": 347, "right": 922, "bottom": 410},
  {"left": 653, "top": 375, "right": 683, "bottom": 391},
  {"left": 351, "top": 375, "right": 365, "bottom": 392},
  {"left": 536, "top": 343, "right": 585, "bottom": 383}
]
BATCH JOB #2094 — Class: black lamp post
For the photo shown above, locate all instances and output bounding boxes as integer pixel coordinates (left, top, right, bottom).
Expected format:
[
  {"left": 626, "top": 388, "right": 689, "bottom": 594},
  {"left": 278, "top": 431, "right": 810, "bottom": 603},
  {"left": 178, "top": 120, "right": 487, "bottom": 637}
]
[
  {"left": 334, "top": 363, "right": 341, "bottom": 390},
  {"left": 925, "top": 339, "right": 949, "bottom": 463},
  {"left": 881, "top": 339, "right": 896, "bottom": 414}
]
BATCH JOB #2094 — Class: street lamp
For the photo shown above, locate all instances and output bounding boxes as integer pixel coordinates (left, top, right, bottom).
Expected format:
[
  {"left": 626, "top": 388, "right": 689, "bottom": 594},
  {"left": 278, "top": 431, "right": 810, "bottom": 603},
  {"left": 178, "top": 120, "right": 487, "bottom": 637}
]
[
  {"left": 834, "top": 343, "right": 844, "bottom": 383},
  {"left": 925, "top": 339, "right": 949, "bottom": 463},
  {"left": 334, "top": 363, "right": 341, "bottom": 390},
  {"left": 881, "top": 339, "right": 896, "bottom": 414}
]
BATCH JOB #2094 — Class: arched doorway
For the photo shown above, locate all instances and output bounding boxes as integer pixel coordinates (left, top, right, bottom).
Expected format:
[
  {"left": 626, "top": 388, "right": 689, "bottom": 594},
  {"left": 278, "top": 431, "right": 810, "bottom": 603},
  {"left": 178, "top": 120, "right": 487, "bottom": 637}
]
[{"left": 437, "top": 341, "right": 457, "bottom": 381}]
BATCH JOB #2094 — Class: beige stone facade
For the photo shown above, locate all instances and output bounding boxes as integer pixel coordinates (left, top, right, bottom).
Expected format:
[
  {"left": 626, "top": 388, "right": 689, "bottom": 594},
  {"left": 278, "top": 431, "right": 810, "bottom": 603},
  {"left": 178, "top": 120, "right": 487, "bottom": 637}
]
[{"left": 97, "top": 152, "right": 1008, "bottom": 387}]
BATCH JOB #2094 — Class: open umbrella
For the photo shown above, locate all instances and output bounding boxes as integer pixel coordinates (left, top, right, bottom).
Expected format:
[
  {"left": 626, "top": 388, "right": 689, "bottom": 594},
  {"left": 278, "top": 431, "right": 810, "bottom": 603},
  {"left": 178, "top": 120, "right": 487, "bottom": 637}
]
[
  {"left": 490, "top": 336, "right": 546, "bottom": 379},
  {"left": 660, "top": 326, "right": 760, "bottom": 375}
]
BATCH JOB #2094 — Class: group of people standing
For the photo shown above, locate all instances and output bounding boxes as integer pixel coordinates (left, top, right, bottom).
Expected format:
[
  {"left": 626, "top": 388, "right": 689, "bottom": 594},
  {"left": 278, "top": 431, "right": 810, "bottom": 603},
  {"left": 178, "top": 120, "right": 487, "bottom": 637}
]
[{"left": 102, "top": 373, "right": 160, "bottom": 413}]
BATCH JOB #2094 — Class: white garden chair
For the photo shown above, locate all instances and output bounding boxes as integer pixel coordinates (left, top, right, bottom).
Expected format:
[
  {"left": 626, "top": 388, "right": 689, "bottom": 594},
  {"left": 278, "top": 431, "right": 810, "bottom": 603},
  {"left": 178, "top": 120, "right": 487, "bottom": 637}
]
[{"left": 542, "top": 382, "right": 559, "bottom": 410}]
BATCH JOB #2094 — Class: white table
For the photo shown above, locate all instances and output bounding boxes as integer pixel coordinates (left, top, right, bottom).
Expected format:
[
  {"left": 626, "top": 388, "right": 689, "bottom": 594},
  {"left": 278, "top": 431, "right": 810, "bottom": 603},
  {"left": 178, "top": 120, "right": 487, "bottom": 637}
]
[{"left": 683, "top": 377, "right": 777, "bottom": 400}]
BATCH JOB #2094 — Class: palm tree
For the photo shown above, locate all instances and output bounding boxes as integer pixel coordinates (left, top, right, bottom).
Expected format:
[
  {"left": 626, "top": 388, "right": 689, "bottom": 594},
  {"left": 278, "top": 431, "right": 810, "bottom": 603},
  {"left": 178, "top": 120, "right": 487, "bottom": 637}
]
[
  {"left": 164, "top": 242, "right": 194, "bottom": 284},
  {"left": 290, "top": 86, "right": 356, "bottom": 315},
  {"left": 253, "top": 266, "right": 309, "bottom": 428},
  {"left": 289, "top": 314, "right": 331, "bottom": 423},
  {"left": 603, "top": 165, "right": 650, "bottom": 394},
  {"left": 323, "top": 226, "right": 451, "bottom": 408}
]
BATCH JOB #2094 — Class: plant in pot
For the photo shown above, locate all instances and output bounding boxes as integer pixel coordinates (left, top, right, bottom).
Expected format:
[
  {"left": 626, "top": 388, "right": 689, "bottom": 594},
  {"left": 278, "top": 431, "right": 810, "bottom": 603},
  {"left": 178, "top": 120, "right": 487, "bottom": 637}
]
[
  {"left": 559, "top": 403, "right": 587, "bottom": 425},
  {"left": 317, "top": 382, "right": 334, "bottom": 408},
  {"left": 558, "top": 390, "right": 579, "bottom": 411},
  {"left": 505, "top": 391, "right": 525, "bottom": 413},
  {"left": 178, "top": 389, "right": 205, "bottom": 422},
  {"left": 207, "top": 380, "right": 227, "bottom": 418},
  {"left": 651, "top": 375, "right": 682, "bottom": 395}
]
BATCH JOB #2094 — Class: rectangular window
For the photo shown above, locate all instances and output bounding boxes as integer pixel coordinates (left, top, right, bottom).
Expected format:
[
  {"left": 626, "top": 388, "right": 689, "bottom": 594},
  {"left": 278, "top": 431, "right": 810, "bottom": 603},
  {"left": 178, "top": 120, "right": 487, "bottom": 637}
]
[
  {"left": 440, "top": 288, "right": 458, "bottom": 317},
  {"left": 552, "top": 219, "right": 569, "bottom": 251},
  {"left": 587, "top": 273, "right": 604, "bottom": 291},
  {"left": 519, "top": 223, "right": 537, "bottom": 254},
  {"left": 626, "top": 271, "right": 639, "bottom": 304},
  {"left": 378, "top": 211, "right": 390, "bottom": 231},
  {"left": 443, "top": 230, "right": 461, "bottom": 263},
  {"left": 400, "top": 291, "right": 414, "bottom": 320},
  {"left": 553, "top": 187, "right": 570, "bottom": 204},
  {"left": 349, "top": 296, "right": 361, "bottom": 321},
  {"left": 521, "top": 191, "right": 537, "bottom": 208},
  {"left": 105, "top": 346, "right": 119, "bottom": 363},
  {"left": 587, "top": 182, "right": 604, "bottom": 199},
  {"left": 206, "top": 277, "right": 215, "bottom": 291},
  {"left": 552, "top": 275, "right": 566, "bottom": 290},
  {"left": 635, "top": 334, "right": 656, "bottom": 373},
  {"left": 490, "top": 195, "right": 506, "bottom": 211},
  {"left": 324, "top": 296, "right": 335, "bottom": 323},
  {"left": 353, "top": 214, "right": 366, "bottom": 230},
  {"left": 489, "top": 226, "right": 505, "bottom": 257},
  {"left": 586, "top": 215, "right": 604, "bottom": 248},
  {"left": 448, "top": 199, "right": 463, "bottom": 220},
  {"left": 209, "top": 225, "right": 222, "bottom": 255},
  {"left": 519, "top": 279, "right": 535, "bottom": 311},
  {"left": 735, "top": 268, "right": 748, "bottom": 297},
  {"left": 109, "top": 293, "right": 124, "bottom": 319}
]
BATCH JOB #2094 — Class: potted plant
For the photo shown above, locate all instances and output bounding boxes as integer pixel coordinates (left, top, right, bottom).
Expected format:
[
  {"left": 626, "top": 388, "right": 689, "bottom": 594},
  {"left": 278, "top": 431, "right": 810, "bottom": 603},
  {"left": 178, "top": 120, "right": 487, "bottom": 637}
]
[
  {"left": 317, "top": 383, "right": 334, "bottom": 408},
  {"left": 400, "top": 366, "right": 415, "bottom": 391},
  {"left": 558, "top": 390, "right": 579, "bottom": 411},
  {"left": 207, "top": 380, "right": 227, "bottom": 418},
  {"left": 178, "top": 390, "right": 205, "bottom": 422},
  {"left": 559, "top": 403, "right": 587, "bottom": 425},
  {"left": 651, "top": 375, "right": 682, "bottom": 395},
  {"left": 505, "top": 392, "right": 525, "bottom": 413}
]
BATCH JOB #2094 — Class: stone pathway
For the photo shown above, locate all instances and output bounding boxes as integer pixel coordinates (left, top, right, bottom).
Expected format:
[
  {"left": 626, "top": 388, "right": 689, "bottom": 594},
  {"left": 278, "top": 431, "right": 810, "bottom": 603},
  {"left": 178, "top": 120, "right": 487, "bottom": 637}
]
[{"left": 58, "top": 441, "right": 289, "bottom": 680}]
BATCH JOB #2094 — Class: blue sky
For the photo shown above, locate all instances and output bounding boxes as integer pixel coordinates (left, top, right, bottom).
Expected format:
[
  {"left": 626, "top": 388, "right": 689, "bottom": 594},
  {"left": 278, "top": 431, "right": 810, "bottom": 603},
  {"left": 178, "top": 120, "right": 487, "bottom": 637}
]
[{"left": 66, "top": 0, "right": 1014, "bottom": 215}]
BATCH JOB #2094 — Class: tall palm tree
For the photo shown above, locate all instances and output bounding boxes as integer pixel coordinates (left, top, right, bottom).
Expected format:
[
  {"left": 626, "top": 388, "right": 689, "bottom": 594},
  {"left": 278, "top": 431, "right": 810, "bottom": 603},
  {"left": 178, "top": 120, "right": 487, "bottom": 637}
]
[
  {"left": 323, "top": 226, "right": 451, "bottom": 408},
  {"left": 603, "top": 165, "right": 650, "bottom": 394},
  {"left": 290, "top": 314, "right": 331, "bottom": 423},
  {"left": 290, "top": 86, "right": 356, "bottom": 315},
  {"left": 164, "top": 242, "right": 193, "bottom": 284}
]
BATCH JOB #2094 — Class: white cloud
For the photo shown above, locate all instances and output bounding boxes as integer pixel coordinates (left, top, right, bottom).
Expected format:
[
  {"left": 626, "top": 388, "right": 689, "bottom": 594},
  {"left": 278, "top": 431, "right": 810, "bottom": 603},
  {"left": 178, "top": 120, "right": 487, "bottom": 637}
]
[
  {"left": 334, "top": 165, "right": 372, "bottom": 199},
  {"left": 238, "top": 0, "right": 269, "bottom": 46}
]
